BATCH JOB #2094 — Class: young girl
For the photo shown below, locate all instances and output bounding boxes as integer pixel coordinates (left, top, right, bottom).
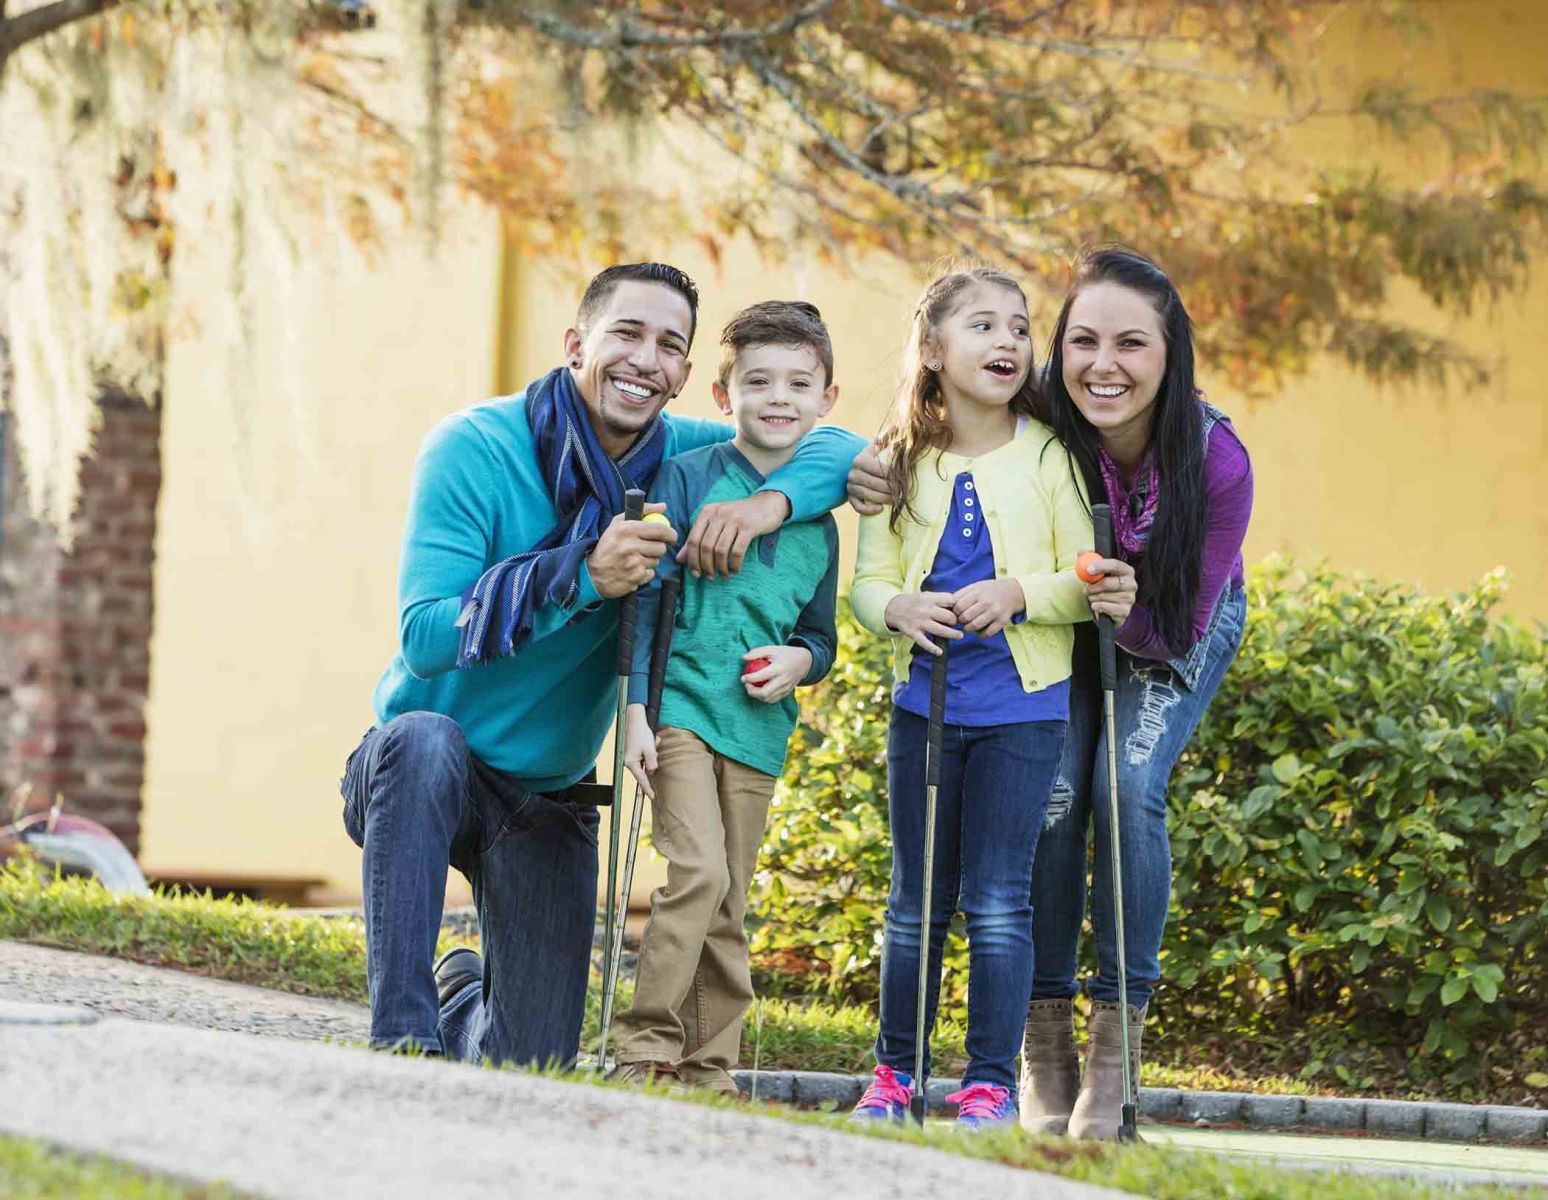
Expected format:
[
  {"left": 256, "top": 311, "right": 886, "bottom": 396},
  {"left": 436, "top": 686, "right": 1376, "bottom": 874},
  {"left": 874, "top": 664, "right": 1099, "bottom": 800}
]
[
  {"left": 1021, "top": 248, "right": 1252, "bottom": 1140},
  {"left": 848, "top": 268, "right": 1125, "bottom": 1128}
]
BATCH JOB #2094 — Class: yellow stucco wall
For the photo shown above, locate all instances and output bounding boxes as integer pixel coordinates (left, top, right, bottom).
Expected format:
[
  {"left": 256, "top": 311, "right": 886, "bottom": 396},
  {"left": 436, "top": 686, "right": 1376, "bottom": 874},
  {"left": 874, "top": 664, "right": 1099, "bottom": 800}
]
[{"left": 141, "top": 3, "right": 1548, "bottom": 902}]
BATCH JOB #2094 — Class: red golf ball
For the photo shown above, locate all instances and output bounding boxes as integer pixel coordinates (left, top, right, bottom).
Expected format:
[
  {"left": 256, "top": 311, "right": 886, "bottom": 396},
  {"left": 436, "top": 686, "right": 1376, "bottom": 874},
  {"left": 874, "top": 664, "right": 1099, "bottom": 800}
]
[{"left": 742, "top": 656, "right": 772, "bottom": 685}]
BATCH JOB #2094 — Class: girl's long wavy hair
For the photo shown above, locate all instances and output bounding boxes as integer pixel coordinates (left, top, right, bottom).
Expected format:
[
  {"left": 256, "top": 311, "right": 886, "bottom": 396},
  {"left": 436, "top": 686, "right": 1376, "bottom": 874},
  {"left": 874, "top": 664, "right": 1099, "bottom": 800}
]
[
  {"left": 1036, "top": 247, "right": 1208, "bottom": 655},
  {"left": 879, "top": 267, "right": 1040, "bottom": 532}
]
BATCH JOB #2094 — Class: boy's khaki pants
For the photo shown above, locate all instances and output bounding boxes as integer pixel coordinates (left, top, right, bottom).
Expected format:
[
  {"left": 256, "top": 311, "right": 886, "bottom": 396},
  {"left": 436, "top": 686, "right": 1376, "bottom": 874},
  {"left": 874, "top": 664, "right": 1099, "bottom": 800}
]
[{"left": 613, "top": 726, "right": 776, "bottom": 1086}]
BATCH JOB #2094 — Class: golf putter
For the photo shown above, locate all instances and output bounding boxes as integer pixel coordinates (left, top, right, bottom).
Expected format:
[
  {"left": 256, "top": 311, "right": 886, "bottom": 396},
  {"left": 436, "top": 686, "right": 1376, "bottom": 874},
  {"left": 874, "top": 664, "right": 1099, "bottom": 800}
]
[
  {"left": 598, "top": 572, "right": 680, "bottom": 1069},
  {"left": 910, "top": 640, "right": 949, "bottom": 1125},
  {"left": 1092, "top": 502, "right": 1139, "bottom": 1143},
  {"left": 598, "top": 487, "right": 646, "bottom": 1067}
]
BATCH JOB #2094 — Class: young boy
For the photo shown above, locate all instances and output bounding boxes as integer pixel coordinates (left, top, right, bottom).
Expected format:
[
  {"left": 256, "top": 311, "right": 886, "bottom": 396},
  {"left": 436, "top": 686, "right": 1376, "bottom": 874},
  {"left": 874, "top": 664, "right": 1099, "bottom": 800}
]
[{"left": 609, "top": 301, "right": 842, "bottom": 1093}]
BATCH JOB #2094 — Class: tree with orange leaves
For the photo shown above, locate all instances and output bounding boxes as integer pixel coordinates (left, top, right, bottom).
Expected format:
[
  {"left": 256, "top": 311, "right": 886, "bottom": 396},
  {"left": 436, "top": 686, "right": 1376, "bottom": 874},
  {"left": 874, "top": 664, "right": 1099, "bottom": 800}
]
[{"left": 1, "top": 0, "right": 1544, "bottom": 514}]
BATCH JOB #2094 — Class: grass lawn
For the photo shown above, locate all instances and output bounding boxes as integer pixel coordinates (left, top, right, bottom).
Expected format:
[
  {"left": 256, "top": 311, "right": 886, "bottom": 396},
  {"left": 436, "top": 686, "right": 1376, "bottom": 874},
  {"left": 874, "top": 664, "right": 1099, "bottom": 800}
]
[{"left": 0, "top": 1136, "right": 242, "bottom": 1199}]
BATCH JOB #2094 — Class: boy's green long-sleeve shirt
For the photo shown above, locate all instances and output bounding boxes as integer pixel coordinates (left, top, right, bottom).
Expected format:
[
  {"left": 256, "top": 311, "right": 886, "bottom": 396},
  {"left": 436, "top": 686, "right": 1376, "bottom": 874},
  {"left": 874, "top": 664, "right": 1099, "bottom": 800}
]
[
  {"left": 371, "top": 389, "right": 863, "bottom": 788},
  {"left": 629, "top": 442, "right": 840, "bottom": 777}
]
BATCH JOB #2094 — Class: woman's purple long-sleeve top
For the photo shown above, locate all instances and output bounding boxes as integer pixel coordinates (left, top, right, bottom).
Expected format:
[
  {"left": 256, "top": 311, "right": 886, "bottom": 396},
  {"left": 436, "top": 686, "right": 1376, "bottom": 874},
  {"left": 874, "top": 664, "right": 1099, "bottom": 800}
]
[{"left": 1106, "top": 420, "right": 1254, "bottom": 661}]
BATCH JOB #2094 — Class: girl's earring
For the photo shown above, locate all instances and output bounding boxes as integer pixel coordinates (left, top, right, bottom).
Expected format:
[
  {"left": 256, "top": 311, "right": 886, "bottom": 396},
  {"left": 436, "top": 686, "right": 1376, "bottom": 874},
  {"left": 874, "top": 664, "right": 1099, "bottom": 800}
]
[{"left": 927, "top": 361, "right": 941, "bottom": 371}]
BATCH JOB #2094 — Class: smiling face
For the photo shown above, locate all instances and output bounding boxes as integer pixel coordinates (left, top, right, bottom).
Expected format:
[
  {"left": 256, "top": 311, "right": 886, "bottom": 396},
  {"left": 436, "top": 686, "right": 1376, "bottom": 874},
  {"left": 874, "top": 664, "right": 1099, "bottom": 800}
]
[
  {"left": 713, "top": 342, "right": 837, "bottom": 470},
  {"left": 1060, "top": 281, "right": 1168, "bottom": 442},
  {"left": 564, "top": 280, "right": 694, "bottom": 458},
  {"left": 930, "top": 282, "right": 1033, "bottom": 414}
]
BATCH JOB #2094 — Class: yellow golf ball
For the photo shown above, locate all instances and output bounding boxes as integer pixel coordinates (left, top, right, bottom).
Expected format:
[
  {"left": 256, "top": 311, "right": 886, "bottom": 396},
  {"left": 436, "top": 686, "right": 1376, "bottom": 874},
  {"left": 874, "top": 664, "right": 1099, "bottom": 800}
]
[{"left": 642, "top": 512, "right": 672, "bottom": 527}]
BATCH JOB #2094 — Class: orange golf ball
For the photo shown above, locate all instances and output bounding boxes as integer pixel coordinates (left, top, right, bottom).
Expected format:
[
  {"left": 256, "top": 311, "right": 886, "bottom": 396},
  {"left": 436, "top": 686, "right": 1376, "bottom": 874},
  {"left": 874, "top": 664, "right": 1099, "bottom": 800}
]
[{"left": 1076, "top": 551, "right": 1106, "bottom": 584}]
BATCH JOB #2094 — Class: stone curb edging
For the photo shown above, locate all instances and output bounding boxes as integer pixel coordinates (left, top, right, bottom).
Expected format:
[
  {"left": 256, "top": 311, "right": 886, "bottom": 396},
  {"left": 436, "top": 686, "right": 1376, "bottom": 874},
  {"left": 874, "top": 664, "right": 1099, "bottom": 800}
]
[{"left": 727, "top": 1070, "right": 1548, "bottom": 1145}]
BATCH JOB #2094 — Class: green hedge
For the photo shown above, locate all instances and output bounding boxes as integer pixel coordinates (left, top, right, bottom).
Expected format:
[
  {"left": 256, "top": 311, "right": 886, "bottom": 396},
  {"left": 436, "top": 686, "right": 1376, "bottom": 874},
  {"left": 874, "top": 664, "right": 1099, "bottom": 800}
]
[{"left": 751, "top": 560, "right": 1548, "bottom": 1095}]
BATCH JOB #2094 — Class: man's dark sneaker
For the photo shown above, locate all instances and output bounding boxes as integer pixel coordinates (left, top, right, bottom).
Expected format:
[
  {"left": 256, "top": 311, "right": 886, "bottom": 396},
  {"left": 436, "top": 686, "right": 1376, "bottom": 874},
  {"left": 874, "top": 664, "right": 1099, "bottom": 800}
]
[{"left": 433, "top": 946, "right": 482, "bottom": 1008}]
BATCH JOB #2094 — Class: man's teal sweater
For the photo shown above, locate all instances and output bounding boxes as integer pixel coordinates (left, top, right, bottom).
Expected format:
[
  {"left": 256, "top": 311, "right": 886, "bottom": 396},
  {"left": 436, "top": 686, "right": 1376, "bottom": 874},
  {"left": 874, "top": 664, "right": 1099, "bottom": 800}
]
[{"left": 371, "top": 387, "right": 865, "bottom": 789}]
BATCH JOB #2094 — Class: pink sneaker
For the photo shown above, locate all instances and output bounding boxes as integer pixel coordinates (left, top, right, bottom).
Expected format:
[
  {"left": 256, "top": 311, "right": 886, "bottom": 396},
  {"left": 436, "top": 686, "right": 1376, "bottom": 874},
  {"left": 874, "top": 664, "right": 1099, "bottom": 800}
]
[
  {"left": 849, "top": 1064, "right": 915, "bottom": 1122},
  {"left": 946, "top": 1081, "right": 1016, "bottom": 1128}
]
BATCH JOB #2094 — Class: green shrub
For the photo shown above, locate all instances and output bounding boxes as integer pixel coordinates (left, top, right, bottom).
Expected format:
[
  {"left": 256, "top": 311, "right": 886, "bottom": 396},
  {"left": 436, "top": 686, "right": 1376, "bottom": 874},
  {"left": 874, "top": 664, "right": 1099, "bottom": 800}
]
[
  {"left": 754, "top": 561, "right": 1548, "bottom": 1094},
  {"left": 1166, "top": 560, "right": 1547, "bottom": 1088}
]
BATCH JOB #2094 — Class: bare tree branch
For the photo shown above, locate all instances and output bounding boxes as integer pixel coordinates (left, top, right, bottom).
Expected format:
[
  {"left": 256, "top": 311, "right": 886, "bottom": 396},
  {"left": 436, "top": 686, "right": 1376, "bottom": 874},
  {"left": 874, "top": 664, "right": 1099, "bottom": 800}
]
[
  {"left": 0, "top": 0, "right": 115, "bottom": 66},
  {"left": 872, "top": 0, "right": 1242, "bottom": 81},
  {"left": 517, "top": 0, "right": 836, "bottom": 51}
]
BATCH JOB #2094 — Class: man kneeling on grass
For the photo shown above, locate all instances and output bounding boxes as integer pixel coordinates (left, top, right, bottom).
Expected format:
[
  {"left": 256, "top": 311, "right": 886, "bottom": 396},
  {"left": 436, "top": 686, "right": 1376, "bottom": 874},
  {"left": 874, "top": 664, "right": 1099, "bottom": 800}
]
[
  {"left": 610, "top": 302, "right": 842, "bottom": 1094},
  {"left": 339, "top": 265, "right": 866, "bottom": 1071}
]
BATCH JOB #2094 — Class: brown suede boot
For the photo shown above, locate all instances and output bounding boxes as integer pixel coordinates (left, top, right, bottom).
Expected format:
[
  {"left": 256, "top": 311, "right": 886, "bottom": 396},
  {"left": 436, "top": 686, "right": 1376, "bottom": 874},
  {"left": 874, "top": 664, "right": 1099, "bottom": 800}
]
[
  {"left": 1067, "top": 1001, "right": 1146, "bottom": 1141},
  {"left": 1018, "top": 999, "right": 1080, "bottom": 1135}
]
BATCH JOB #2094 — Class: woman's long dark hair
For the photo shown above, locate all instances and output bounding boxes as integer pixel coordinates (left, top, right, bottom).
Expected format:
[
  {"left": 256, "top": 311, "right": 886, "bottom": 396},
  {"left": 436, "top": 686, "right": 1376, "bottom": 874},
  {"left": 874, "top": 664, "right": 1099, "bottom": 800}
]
[{"left": 1036, "top": 248, "right": 1208, "bottom": 655}]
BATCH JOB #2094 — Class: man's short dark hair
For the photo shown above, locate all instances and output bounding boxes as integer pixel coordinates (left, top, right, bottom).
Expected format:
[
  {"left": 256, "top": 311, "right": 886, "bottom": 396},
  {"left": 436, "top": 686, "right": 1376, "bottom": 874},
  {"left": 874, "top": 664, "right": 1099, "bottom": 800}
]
[
  {"left": 717, "top": 300, "right": 834, "bottom": 389},
  {"left": 576, "top": 262, "right": 701, "bottom": 347}
]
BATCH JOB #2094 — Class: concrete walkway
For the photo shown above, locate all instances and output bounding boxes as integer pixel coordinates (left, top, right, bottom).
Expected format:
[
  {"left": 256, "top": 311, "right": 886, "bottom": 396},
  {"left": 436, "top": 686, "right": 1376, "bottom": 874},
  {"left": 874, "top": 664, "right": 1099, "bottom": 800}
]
[
  {"left": 0, "top": 1014, "right": 1130, "bottom": 1200},
  {"left": 0, "top": 942, "right": 1126, "bottom": 1200},
  {"left": 0, "top": 939, "right": 369, "bottom": 1042},
  {"left": 5, "top": 941, "right": 1546, "bottom": 1196},
  {"left": 1150, "top": 1126, "right": 1548, "bottom": 1189}
]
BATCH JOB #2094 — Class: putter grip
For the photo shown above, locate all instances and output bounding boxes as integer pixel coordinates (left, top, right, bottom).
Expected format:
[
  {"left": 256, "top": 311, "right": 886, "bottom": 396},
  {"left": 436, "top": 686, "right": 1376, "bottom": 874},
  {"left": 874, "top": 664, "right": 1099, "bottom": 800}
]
[
  {"left": 1091, "top": 503, "right": 1118, "bottom": 692},
  {"left": 927, "top": 641, "right": 948, "bottom": 788},
  {"left": 645, "top": 575, "right": 680, "bottom": 727},
  {"left": 614, "top": 489, "right": 648, "bottom": 674}
]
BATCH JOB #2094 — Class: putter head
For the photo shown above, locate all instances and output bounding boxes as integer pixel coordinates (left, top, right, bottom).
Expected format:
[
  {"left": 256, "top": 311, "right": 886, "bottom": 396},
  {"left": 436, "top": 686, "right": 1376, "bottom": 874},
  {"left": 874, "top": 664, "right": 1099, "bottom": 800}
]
[
  {"left": 910, "top": 1094, "right": 926, "bottom": 1125},
  {"left": 1119, "top": 1103, "right": 1140, "bottom": 1143}
]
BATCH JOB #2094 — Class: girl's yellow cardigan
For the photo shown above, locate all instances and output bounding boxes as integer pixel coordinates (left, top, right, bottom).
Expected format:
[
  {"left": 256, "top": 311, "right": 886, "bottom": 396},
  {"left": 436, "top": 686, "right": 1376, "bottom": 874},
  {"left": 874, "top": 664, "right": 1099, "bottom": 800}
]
[{"left": 851, "top": 418, "right": 1094, "bottom": 693}]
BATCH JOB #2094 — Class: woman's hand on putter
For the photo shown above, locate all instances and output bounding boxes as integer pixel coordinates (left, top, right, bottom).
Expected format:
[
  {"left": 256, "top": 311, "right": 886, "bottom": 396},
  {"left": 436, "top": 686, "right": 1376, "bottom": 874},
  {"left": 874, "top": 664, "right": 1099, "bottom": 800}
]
[
  {"left": 622, "top": 704, "right": 657, "bottom": 797},
  {"left": 740, "top": 644, "right": 811, "bottom": 703},
  {"left": 884, "top": 591, "right": 962, "bottom": 654},
  {"left": 950, "top": 578, "right": 1025, "bottom": 638},
  {"left": 1083, "top": 557, "right": 1137, "bottom": 624},
  {"left": 589, "top": 503, "right": 676, "bottom": 598}
]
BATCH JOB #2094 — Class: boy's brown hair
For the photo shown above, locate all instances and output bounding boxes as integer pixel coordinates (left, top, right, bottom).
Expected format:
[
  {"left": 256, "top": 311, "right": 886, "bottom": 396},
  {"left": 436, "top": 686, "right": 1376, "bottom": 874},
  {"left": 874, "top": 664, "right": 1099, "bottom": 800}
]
[{"left": 717, "top": 300, "right": 834, "bottom": 388}]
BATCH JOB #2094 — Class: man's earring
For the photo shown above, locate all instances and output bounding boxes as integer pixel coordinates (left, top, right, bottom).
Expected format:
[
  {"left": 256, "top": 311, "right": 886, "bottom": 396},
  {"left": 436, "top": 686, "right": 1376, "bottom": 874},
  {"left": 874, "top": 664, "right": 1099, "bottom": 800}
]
[{"left": 569, "top": 357, "right": 581, "bottom": 368}]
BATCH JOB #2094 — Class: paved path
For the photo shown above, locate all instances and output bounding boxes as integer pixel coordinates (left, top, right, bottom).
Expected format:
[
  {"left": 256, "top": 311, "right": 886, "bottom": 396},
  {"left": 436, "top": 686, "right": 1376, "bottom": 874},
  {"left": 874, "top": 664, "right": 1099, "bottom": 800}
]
[
  {"left": 0, "top": 1014, "right": 1130, "bottom": 1200},
  {"left": 0, "top": 940, "right": 369, "bottom": 1043},
  {"left": 0, "top": 942, "right": 1126, "bottom": 1199},
  {"left": 5, "top": 941, "right": 1545, "bottom": 1195},
  {"left": 1150, "top": 1126, "right": 1548, "bottom": 1189}
]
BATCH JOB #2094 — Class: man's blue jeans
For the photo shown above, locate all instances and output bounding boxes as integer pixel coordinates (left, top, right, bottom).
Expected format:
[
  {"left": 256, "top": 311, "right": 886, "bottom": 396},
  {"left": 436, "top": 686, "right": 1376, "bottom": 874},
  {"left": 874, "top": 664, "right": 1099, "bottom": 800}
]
[
  {"left": 876, "top": 708, "right": 1064, "bottom": 1090},
  {"left": 340, "top": 712, "right": 599, "bottom": 1067},
  {"left": 1031, "top": 587, "right": 1246, "bottom": 1009}
]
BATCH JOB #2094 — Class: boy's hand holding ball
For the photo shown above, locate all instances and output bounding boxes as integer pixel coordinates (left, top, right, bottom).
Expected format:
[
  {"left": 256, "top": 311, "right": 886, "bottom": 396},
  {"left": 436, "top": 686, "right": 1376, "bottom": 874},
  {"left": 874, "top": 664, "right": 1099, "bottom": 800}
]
[{"left": 740, "top": 645, "right": 811, "bottom": 703}]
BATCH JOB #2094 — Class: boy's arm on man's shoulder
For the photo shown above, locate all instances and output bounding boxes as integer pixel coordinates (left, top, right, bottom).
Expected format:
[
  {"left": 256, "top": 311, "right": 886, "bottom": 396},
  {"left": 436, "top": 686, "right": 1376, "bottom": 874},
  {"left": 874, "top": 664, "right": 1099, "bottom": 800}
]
[
  {"left": 663, "top": 412, "right": 734, "bottom": 456},
  {"left": 761, "top": 426, "right": 869, "bottom": 524},
  {"left": 788, "top": 520, "right": 842, "bottom": 686}
]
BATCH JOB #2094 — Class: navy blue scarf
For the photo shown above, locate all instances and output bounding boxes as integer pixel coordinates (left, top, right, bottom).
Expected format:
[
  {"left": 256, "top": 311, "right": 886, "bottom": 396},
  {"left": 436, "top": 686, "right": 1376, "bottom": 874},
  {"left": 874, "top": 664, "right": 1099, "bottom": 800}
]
[{"left": 455, "top": 367, "right": 668, "bottom": 667}]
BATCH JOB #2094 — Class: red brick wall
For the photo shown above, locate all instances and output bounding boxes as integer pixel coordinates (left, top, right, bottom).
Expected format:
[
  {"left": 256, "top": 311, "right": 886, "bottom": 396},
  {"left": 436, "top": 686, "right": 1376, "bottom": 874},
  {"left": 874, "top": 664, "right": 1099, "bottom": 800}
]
[{"left": 0, "top": 391, "right": 162, "bottom": 853}]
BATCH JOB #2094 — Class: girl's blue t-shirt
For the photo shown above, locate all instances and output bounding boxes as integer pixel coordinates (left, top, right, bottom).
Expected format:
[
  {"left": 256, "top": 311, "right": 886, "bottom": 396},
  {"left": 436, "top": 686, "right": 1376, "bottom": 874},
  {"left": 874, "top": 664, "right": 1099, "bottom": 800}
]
[{"left": 893, "top": 470, "right": 1069, "bottom": 727}]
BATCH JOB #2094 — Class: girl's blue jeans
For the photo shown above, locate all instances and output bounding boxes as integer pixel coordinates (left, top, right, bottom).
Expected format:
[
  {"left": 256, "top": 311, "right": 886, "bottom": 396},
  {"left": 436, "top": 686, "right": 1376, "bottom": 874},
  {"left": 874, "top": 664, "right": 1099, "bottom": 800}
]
[
  {"left": 1031, "top": 586, "right": 1246, "bottom": 1008},
  {"left": 875, "top": 707, "right": 1064, "bottom": 1090}
]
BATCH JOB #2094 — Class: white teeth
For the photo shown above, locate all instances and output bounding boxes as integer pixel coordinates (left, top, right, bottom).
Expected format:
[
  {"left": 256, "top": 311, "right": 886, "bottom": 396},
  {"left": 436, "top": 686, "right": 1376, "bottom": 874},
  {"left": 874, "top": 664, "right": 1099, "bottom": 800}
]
[
  {"left": 1088, "top": 384, "right": 1127, "bottom": 397},
  {"left": 987, "top": 360, "right": 1014, "bottom": 372},
  {"left": 613, "top": 379, "right": 653, "bottom": 399}
]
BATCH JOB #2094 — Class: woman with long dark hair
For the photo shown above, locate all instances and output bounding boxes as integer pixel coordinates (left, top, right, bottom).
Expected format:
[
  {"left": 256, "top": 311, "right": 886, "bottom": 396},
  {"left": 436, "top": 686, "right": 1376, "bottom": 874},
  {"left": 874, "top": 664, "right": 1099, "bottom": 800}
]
[{"left": 1021, "top": 248, "right": 1254, "bottom": 1139}]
